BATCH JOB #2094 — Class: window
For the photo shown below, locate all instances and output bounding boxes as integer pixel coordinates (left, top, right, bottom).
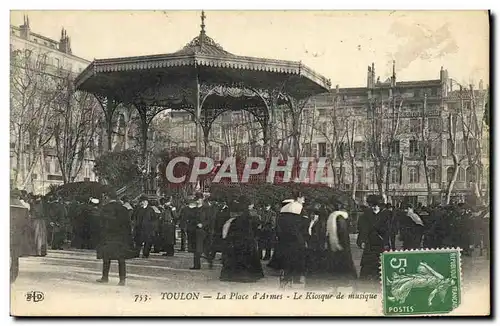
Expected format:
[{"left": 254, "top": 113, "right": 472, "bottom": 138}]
[
  {"left": 337, "top": 143, "right": 346, "bottom": 159},
  {"left": 354, "top": 141, "right": 365, "bottom": 159},
  {"left": 366, "top": 168, "right": 376, "bottom": 185},
  {"left": 427, "top": 167, "right": 438, "bottom": 183},
  {"left": 213, "top": 145, "right": 221, "bottom": 160},
  {"left": 427, "top": 140, "right": 440, "bottom": 157},
  {"left": 221, "top": 145, "right": 230, "bottom": 159},
  {"left": 302, "top": 143, "right": 311, "bottom": 156},
  {"left": 318, "top": 142, "right": 327, "bottom": 157},
  {"left": 54, "top": 57, "right": 60, "bottom": 68},
  {"left": 390, "top": 140, "right": 400, "bottom": 156},
  {"left": 409, "top": 140, "right": 419, "bottom": 156},
  {"left": 318, "top": 122, "right": 327, "bottom": 134},
  {"left": 409, "top": 118, "right": 421, "bottom": 133},
  {"left": 335, "top": 168, "right": 343, "bottom": 184},
  {"left": 428, "top": 117, "right": 441, "bottom": 132},
  {"left": 54, "top": 158, "right": 60, "bottom": 174},
  {"left": 34, "top": 39, "right": 38, "bottom": 43},
  {"left": 466, "top": 166, "right": 476, "bottom": 183},
  {"left": 408, "top": 166, "right": 419, "bottom": 183},
  {"left": 446, "top": 167, "right": 454, "bottom": 183},
  {"left": 356, "top": 167, "right": 363, "bottom": 185},
  {"left": 457, "top": 167, "right": 466, "bottom": 182},
  {"left": 432, "top": 88, "right": 438, "bottom": 96},
  {"left": 390, "top": 168, "right": 400, "bottom": 184},
  {"left": 357, "top": 120, "right": 365, "bottom": 136},
  {"left": 45, "top": 157, "right": 51, "bottom": 174},
  {"left": 446, "top": 139, "right": 464, "bottom": 156}
]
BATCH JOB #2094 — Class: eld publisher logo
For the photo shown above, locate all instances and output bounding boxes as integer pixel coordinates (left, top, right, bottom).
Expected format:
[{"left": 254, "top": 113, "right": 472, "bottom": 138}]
[{"left": 25, "top": 291, "right": 44, "bottom": 303}]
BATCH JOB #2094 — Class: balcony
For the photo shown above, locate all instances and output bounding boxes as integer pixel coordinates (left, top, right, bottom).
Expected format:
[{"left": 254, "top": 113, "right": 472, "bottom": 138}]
[{"left": 47, "top": 174, "right": 63, "bottom": 181}]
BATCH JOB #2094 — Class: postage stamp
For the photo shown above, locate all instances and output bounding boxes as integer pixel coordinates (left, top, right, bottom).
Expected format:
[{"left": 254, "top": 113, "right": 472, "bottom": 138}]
[{"left": 381, "top": 248, "right": 462, "bottom": 316}]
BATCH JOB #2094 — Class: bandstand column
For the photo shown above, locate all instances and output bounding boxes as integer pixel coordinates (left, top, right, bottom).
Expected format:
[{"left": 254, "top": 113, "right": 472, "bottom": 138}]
[
  {"left": 94, "top": 95, "right": 119, "bottom": 152},
  {"left": 195, "top": 73, "right": 202, "bottom": 153},
  {"left": 136, "top": 104, "right": 149, "bottom": 191},
  {"left": 202, "top": 127, "right": 210, "bottom": 157}
]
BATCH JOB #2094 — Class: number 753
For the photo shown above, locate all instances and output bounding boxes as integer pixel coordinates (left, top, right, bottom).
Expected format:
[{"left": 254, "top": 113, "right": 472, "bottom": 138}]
[{"left": 134, "top": 294, "right": 150, "bottom": 302}]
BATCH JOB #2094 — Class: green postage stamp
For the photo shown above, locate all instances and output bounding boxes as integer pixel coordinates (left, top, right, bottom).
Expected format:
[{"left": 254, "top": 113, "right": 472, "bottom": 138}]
[{"left": 381, "top": 248, "right": 462, "bottom": 316}]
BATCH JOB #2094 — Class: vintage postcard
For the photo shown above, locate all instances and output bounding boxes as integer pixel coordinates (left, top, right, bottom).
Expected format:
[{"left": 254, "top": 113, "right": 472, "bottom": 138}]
[{"left": 9, "top": 10, "right": 490, "bottom": 316}]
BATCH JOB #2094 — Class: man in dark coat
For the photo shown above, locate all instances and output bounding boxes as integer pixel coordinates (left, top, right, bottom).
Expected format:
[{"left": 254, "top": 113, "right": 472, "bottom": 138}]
[
  {"left": 159, "top": 197, "right": 176, "bottom": 257},
  {"left": 220, "top": 196, "right": 264, "bottom": 282},
  {"left": 259, "top": 204, "right": 277, "bottom": 260},
  {"left": 133, "top": 195, "right": 157, "bottom": 258},
  {"left": 187, "top": 193, "right": 211, "bottom": 270},
  {"left": 385, "top": 203, "right": 398, "bottom": 251},
  {"left": 357, "top": 195, "right": 390, "bottom": 281},
  {"left": 11, "top": 190, "right": 35, "bottom": 283},
  {"left": 177, "top": 200, "right": 190, "bottom": 252},
  {"left": 96, "top": 192, "right": 135, "bottom": 286}
]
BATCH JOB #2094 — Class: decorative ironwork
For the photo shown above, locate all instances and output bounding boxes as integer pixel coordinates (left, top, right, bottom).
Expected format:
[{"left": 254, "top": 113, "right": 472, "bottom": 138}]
[{"left": 183, "top": 34, "right": 225, "bottom": 51}]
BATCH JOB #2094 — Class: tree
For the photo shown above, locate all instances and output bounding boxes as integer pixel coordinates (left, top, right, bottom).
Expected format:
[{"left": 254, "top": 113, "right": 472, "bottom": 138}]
[
  {"left": 411, "top": 94, "right": 442, "bottom": 205},
  {"left": 344, "top": 110, "right": 361, "bottom": 201},
  {"left": 444, "top": 112, "right": 467, "bottom": 204},
  {"left": 10, "top": 48, "right": 58, "bottom": 190},
  {"left": 52, "top": 72, "right": 102, "bottom": 184},
  {"left": 366, "top": 95, "right": 403, "bottom": 197},
  {"left": 457, "top": 85, "right": 489, "bottom": 205},
  {"left": 314, "top": 95, "right": 347, "bottom": 188},
  {"left": 94, "top": 149, "right": 141, "bottom": 188}
]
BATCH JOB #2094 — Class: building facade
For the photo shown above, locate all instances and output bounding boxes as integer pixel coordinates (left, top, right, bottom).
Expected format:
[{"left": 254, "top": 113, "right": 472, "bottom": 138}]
[
  {"left": 165, "top": 62, "right": 489, "bottom": 206},
  {"left": 10, "top": 16, "right": 98, "bottom": 194},
  {"left": 308, "top": 63, "right": 489, "bottom": 206}
]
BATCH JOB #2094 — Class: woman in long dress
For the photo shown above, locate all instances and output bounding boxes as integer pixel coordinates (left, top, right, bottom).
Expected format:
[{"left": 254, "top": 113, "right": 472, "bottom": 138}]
[
  {"left": 220, "top": 196, "right": 264, "bottom": 283},
  {"left": 31, "top": 197, "right": 48, "bottom": 256},
  {"left": 325, "top": 206, "right": 358, "bottom": 282}
]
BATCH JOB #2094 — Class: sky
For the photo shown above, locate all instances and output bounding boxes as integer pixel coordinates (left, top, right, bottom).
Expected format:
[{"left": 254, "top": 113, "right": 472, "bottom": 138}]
[{"left": 10, "top": 10, "right": 489, "bottom": 88}]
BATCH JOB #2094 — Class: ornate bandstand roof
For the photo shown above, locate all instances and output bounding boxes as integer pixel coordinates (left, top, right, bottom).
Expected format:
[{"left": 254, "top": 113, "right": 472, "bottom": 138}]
[{"left": 74, "top": 11, "right": 331, "bottom": 109}]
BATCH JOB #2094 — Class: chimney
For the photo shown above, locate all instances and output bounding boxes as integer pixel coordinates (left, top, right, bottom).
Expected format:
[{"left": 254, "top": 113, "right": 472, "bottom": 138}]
[
  {"left": 20, "top": 15, "right": 31, "bottom": 39},
  {"left": 479, "top": 79, "right": 484, "bottom": 90},
  {"left": 367, "top": 65, "right": 372, "bottom": 88},
  {"left": 59, "top": 27, "right": 72, "bottom": 54},
  {"left": 391, "top": 60, "right": 396, "bottom": 87},
  {"left": 372, "top": 62, "right": 376, "bottom": 87},
  {"left": 440, "top": 67, "right": 449, "bottom": 97}
]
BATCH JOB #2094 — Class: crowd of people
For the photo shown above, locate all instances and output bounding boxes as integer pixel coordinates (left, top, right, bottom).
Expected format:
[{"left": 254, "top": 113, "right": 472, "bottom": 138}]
[{"left": 10, "top": 187, "right": 489, "bottom": 288}]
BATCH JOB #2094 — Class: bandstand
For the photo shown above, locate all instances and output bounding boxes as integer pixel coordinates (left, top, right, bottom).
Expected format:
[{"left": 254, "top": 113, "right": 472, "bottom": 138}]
[{"left": 75, "top": 11, "right": 331, "bottom": 173}]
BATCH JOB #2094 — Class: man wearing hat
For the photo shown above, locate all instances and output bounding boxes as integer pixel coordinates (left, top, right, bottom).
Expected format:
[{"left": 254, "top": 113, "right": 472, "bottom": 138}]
[
  {"left": 357, "top": 194, "right": 391, "bottom": 281},
  {"left": 132, "top": 195, "right": 157, "bottom": 258},
  {"left": 186, "top": 192, "right": 210, "bottom": 270},
  {"left": 258, "top": 202, "right": 277, "bottom": 261},
  {"left": 96, "top": 191, "right": 135, "bottom": 286}
]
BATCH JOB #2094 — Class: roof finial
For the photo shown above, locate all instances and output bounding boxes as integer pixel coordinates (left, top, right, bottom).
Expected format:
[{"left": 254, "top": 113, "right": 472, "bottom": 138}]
[{"left": 200, "top": 10, "right": 206, "bottom": 35}]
